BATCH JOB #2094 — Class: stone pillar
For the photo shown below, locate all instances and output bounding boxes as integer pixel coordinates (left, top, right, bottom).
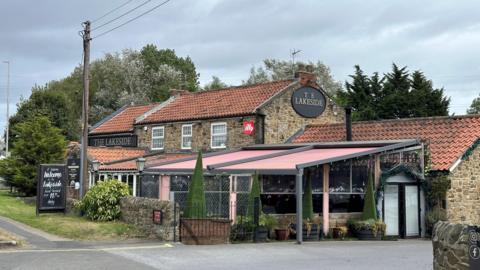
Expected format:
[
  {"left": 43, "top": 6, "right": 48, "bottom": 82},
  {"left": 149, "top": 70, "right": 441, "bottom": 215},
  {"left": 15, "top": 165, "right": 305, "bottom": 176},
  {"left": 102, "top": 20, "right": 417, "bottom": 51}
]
[
  {"left": 323, "top": 163, "right": 330, "bottom": 236},
  {"left": 160, "top": 175, "right": 170, "bottom": 200}
]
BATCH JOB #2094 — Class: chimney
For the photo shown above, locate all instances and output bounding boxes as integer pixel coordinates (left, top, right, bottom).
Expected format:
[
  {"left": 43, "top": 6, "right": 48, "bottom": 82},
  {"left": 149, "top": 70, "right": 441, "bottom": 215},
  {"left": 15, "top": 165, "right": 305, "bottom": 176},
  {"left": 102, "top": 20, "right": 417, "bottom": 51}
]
[
  {"left": 169, "top": 89, "right": 188, "bottom": 97},
  {"left": 294, "top": 64, "right": 317, "bottom": 86},
  {"left": 345, "top": 106, "right": 352, "bottom": 141}
]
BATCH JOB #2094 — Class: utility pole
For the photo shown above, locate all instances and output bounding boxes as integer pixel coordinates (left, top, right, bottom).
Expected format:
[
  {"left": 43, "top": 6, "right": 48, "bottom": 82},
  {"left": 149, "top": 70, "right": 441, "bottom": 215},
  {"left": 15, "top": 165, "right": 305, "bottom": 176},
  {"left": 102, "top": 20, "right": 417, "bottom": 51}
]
[
  {"left": 291, "top": 49, "right": 301, "bottom": 78},
  {"left": 2, "top": 61, "right": 9, "bottom": 158},
  {"left": 79, "top": 21, "right": 91, "bottom": 198}
]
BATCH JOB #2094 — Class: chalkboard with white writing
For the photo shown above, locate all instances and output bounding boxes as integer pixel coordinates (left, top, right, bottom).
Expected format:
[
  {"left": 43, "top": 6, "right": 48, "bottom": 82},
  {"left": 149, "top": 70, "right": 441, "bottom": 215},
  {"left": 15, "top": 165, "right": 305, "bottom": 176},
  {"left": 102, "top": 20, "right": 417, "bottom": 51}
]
[{"left": 36, "top": 164, "right": 67, "bottom": 215}]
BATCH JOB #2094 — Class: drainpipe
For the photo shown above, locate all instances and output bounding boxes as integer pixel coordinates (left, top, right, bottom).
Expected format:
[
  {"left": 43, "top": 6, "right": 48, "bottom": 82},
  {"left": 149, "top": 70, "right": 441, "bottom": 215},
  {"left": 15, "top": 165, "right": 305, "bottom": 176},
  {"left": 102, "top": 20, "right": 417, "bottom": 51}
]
[{"left": 345, "top": 106, "right": 352, "bottom": 141}]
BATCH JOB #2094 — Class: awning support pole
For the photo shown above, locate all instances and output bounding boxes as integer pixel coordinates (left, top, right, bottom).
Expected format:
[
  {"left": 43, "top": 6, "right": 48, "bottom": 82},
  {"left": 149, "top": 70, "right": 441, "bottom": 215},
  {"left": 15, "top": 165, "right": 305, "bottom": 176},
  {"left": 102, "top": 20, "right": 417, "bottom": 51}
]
[
  {"left": 323, "top": 164, "right": 330, "bottom": 236},
  {"left": 296, "top": 168, "right": 303, "bottom": 244}
]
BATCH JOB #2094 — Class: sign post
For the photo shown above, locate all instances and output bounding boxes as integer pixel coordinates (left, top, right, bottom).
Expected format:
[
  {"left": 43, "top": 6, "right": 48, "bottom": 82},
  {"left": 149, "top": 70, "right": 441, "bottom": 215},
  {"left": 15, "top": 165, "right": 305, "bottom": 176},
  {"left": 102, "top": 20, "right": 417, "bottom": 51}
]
[{"left": 36, "top": 164, "right": 67, "bottom": 216}]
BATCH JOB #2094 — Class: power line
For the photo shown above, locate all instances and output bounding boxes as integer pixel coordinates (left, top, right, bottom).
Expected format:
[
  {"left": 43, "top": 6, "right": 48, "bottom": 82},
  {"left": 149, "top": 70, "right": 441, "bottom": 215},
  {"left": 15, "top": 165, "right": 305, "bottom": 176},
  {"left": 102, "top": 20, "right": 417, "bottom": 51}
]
[
  {"left": 91, "top": 0, "right": 154, "bottom": 31},
  {"left": 92, "top": 0, "right": 171, "bottom": 39},
  {"left": 91, "top": 0, "right": 133, "bottom": 24}
]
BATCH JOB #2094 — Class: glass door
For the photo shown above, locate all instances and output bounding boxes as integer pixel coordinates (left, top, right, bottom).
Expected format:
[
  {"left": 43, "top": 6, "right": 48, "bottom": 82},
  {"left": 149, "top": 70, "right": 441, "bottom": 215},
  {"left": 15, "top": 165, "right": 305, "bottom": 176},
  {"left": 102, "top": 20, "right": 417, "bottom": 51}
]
[
  {"left": 405, "top": 185, "right": 419, "bottom": 237},
  {"left": 384, "top": 185, "right": 399, "bottom": 236}
]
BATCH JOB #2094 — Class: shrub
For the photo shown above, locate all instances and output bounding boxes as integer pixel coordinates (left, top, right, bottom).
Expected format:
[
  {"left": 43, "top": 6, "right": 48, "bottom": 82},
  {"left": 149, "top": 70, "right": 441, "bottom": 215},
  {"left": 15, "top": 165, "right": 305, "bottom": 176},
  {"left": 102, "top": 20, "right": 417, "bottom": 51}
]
[
  {"left": 77, "top": 180, "right": 130, "bottom": 221},
  {"left": 350, "top": 219, "right": 386, "bottom": 237},
  {"left": 361, "top": 171, "right": 377, "bottom": 220},
  {"left": 247, "top": 172, "right": 261, "bottom": 220},
  {"left": 184, "top": 152, "right": 206, "bottom": 218},
  {"left": 302, "top": 174, "right": 314, "bottom": 220},
  {"left": 425, "top": 206, "right": 447, "bottom": 236}
]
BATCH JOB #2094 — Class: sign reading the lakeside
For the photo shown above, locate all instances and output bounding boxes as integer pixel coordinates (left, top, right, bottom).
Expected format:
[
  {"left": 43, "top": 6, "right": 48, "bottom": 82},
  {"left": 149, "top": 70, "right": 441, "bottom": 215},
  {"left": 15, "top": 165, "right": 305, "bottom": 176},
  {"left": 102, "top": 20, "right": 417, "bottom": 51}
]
[
  {"left": 37, "top": 164, "right": 67, "bottom": 215},
  {"left": 469, "top": 226, "right": 480, "bottom": 270},
  {"left": 88, "top": 134, "right": 138, "bottom": 147},
  {"left": 67, "top": 158, "right": 80, "bottom": 186},
  {"left": 291, "top": 86, "right": 326, "bottom": 118}
]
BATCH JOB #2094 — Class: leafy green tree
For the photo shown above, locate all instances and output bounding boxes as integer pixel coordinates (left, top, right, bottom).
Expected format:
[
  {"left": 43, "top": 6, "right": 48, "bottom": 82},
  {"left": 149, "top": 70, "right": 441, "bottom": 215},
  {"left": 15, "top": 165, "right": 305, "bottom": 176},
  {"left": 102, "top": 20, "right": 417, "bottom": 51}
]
[
  {"left": 5, "top": 115, "right": 66, "bottom": 195},
  {"left": 302, "top": 174, "right": 314, "bottom": 220},
  {"left": 467, "top": 94, "right": 480, "bottom": 114},
  {"left": 0, "top": 157, "right": 18, "bottom": 189},
  {"left": 243, "top": 59, "right": 343, "bottom": 96},
  {"left": 184, "top": 152, "right": 206, "bottom": 218},
  {"left": 203, "top": 76, "right": 228, "bottom": 90},
  {"left": 9, "top": 88, "right": 79, "bottom": 142},
  {"left": 361, "top": 171, "right": 377, "bottom": 220},
  {"left": 247, "top": 172, "right": 262, "bottom": 220}
]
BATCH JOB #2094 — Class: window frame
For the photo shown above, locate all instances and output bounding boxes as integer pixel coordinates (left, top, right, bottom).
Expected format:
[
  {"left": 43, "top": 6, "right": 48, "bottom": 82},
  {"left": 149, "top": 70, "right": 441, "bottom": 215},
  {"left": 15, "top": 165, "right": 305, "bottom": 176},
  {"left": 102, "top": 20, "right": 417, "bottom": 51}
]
[
  {"left": 210, "top": 122, "right": 227, "bottom": 149},
  {"left": 181, "top": 124, "right": 193, "bottom": 150},
  {"left": 151, "top": 126, "right": 165, "bottom": 150}
]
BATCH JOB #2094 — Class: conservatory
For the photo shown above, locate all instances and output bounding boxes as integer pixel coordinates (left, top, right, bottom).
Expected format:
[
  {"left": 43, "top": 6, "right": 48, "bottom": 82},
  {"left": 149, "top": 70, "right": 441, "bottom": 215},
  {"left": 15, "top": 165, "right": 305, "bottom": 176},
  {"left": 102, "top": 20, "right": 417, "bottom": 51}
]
[{"left": 143, "top": 139, "right": 424, "bottom": 243}]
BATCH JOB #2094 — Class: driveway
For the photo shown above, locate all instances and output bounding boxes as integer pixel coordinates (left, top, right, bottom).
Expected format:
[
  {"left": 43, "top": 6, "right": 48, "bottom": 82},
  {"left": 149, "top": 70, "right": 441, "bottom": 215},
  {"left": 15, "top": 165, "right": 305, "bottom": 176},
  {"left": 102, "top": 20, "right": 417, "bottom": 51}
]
[{"left": 0, "top": 216, "right": 432, "bottom": 270}]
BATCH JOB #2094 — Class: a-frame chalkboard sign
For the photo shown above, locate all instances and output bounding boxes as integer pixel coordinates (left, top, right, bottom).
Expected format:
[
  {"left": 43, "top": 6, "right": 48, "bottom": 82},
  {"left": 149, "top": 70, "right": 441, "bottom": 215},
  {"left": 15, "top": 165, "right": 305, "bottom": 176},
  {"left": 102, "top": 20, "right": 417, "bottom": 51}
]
[{"left": 36, "top": 164, "right": 67, "bottom": 216}]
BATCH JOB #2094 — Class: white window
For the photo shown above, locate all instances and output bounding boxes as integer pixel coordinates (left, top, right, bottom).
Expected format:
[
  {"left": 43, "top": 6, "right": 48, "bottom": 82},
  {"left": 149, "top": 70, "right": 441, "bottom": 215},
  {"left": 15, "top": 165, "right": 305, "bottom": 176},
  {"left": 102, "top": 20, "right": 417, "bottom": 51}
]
[
  {"left": 211, "top": 122, "right": 227, "bottom": 149},
  {"left": 151, "top": 126, "right": 165, "bottom": 150},
  {"left": 181, "top": 124, "right": 193, "bottom": 149}
]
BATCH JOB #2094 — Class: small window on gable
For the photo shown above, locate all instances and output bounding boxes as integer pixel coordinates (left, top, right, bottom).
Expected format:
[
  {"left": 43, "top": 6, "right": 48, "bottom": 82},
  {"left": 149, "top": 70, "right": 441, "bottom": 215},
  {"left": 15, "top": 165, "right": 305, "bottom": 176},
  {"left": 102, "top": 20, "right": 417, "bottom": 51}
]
[
  {"left": 211, "top": 122, "right": 227, "bottom": 149},
  {"left": 151, "top": 126, "right": 164, "bottom": 150},
  {"left": 181, "top": 124, "right": 193, "bottom": 149}
]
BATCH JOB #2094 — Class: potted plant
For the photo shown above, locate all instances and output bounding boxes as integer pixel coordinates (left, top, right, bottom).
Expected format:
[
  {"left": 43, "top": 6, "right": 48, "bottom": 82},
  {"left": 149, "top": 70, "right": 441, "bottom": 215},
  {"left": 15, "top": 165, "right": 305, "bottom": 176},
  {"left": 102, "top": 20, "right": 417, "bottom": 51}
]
[
  {"left": 302, "top": 216, "right": 322, "bottom": 241},
  {"left": 300, "top": 174, "right": 321, "bottom": 241},
  {"left": 260, "top": 213, "right": 278, "bottom": 240},
  {"left": 332, "top": 226, "right": 348, "bottom": 240},
  {"left": 350, "top": 171, "right": 386, "bottom": 240},
  {"left": 275, "top": 216, "right": 292, "bottom": 240}
]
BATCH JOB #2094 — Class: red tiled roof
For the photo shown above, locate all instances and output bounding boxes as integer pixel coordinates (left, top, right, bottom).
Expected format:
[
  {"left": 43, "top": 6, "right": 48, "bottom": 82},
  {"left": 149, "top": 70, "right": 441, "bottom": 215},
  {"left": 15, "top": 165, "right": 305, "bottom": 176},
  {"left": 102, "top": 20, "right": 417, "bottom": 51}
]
[
  {"left": 137, "top": 80, "right": 294, "bottom": 124},
  {"left": 88, "top": 147, "right": 146, "bottom": 164},
  {"left": 91, "top": 104, "right": 157, "bottom": 134},
  {"left": 101, "top": 153, "right": 193, "bottom": 171},
  {"left": 293, "top": 115, "right": 480, "bottom": 171}
]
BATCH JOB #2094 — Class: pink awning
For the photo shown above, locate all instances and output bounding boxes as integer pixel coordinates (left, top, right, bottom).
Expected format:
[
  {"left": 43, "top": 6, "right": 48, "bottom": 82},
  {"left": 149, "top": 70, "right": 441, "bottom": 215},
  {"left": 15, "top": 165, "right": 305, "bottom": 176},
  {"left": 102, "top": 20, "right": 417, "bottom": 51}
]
[
  {"left": 215, "top": 148, "right": 375, "bottom": 171},
  {"left": 150, "top": 150, "right": 283, "bottom": 171}
]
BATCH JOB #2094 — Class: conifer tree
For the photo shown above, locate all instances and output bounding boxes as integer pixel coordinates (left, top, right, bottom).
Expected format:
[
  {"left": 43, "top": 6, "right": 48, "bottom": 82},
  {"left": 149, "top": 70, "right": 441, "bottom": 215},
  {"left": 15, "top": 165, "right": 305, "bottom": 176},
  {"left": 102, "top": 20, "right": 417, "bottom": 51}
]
[
  {"left": 302, "top": 174, "right": 314, "bottom": 220},
  {"left": 247, "top": 172, "right": 261, "bottom": 220},
  {"left": 361, "top": 171, "right": 377, "bottom": 220},
  {"left": 184, "top": 152, "right": 206, "bottom": 218}
]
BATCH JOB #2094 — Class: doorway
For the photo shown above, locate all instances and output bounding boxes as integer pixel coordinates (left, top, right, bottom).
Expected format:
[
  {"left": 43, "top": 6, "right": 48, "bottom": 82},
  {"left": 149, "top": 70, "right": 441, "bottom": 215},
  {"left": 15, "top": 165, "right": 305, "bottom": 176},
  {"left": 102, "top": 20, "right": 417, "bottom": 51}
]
[{"left": 384, "top": 183, "right": 420, "bottom": 238}]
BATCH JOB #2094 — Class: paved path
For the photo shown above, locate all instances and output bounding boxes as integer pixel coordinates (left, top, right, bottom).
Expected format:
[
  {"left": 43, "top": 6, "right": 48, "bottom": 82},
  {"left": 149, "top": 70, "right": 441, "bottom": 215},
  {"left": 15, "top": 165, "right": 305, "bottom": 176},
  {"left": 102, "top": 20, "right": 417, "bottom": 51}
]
[{"left": 0, "top": 216, "right": 433, "bottom": 270}]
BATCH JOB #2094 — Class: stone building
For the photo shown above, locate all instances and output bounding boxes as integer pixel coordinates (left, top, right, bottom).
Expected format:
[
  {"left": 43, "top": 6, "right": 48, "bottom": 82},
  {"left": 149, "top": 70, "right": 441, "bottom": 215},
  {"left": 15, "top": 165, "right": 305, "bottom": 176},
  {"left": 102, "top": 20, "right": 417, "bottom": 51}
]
[
  {"left": 291, "top": 115, "right": 480, "bottom": 226},
  {"left": 86, "top": 71, "right": 344, "bottom": 195}
]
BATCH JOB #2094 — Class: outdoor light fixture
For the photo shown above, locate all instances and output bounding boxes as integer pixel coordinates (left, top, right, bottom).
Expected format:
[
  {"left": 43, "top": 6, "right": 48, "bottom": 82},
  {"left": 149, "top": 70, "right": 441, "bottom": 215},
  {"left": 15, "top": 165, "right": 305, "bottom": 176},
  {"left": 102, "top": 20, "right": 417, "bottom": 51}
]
[
  {"left": 92, "top": 159, "right": 100, "bottom": 172},
  {"left": 136, "top": 157, "right": 146, "bottom": 172}
]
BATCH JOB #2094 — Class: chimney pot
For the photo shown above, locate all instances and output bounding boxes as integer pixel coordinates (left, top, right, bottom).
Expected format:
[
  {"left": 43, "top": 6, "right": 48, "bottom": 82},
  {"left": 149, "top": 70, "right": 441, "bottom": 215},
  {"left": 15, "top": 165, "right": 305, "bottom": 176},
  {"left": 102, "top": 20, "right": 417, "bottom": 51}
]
[{"left": 169, "top": 89, "right": 188, "bottom": 97}]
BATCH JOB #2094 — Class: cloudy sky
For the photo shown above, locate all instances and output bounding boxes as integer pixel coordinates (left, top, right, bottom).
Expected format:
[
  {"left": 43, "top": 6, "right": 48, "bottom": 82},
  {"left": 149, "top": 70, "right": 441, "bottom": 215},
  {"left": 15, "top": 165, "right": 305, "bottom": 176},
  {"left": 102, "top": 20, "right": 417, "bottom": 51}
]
[{"left": 1, "top": 0, "right": 479, "bottom": 135}]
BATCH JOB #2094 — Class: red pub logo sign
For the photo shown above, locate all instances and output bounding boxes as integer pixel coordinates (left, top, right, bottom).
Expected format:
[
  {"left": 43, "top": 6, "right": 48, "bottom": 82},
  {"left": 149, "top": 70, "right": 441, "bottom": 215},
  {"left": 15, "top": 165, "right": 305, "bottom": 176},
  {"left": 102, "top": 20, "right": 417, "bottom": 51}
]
[{"left": 243, "top": 121, "right": 255, "bottom": 135}]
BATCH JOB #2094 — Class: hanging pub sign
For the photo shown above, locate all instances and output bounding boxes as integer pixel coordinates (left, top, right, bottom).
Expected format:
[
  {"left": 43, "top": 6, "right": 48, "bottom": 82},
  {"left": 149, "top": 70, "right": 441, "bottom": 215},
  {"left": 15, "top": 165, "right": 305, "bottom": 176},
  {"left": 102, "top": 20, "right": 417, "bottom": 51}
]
[
  {"left": 291, "top": 86, "right": 327, "bottom": 118},
  {"left": 243, "top": 120, "right": 255, "bottom": 135},
  {"left": 36, "top": 164, "right": 67, "bottom": 215},
  {"left": 88, "top": 134, "right": 138, "bottom": 147}
]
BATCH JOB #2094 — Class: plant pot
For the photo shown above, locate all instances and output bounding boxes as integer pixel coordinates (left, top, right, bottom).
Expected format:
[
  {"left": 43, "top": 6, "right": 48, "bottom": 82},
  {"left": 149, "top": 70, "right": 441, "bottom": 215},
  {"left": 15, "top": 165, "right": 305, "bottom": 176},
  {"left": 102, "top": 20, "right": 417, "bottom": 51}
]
[
  {"left": 254, "top": 226, "right": 268, "bottom": 243},
  {"left": 275, "top": 228, "right": 290, "bottom": 241},
  {"left": 303, "top": 224, "right": 320, "bottom": 241},
  {"left": 356, "top": 229, "right": 382, "bottom": 240}
]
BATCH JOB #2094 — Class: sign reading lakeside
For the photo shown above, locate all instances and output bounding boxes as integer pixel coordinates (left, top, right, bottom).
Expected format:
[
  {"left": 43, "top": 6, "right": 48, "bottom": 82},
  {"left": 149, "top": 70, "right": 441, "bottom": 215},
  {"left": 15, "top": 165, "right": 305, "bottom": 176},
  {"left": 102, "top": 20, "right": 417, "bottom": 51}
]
[
  {"left": 88, "top": 134, "right": 138, "bottom": 147},
  {"left": 37, "top": 164, "right": 67, "bottom": 215},
  {"left": 291, "top": 86, "right": 327, "bottom": 118}
]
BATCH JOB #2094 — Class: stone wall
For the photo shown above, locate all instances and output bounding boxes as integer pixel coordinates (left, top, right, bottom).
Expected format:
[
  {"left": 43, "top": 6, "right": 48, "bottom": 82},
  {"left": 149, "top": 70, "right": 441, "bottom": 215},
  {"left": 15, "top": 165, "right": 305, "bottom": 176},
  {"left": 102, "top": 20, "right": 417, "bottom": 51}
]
[
  {"left": 432, "top": 221, "right": 471, "bottom": 270},
  {"left": 259, "top": 83, "right": 344, "bottom": 144},
  {"left": 135, "top": 115, "right": 258, "bottom": 153},
  {"left": 448, "top": 145, "right": 480, "bottom": 225},
  {"left": 120, "top": 197, "right": 176, "bottom": 240}
]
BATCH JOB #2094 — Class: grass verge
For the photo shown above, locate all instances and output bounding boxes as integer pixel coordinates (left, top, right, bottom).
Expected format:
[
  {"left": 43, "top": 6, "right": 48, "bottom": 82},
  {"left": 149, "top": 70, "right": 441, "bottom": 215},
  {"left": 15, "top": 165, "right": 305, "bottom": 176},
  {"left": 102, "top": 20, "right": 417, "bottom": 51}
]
[{"left": 0, "top": 190, "right": 145, "bottom": 241}]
